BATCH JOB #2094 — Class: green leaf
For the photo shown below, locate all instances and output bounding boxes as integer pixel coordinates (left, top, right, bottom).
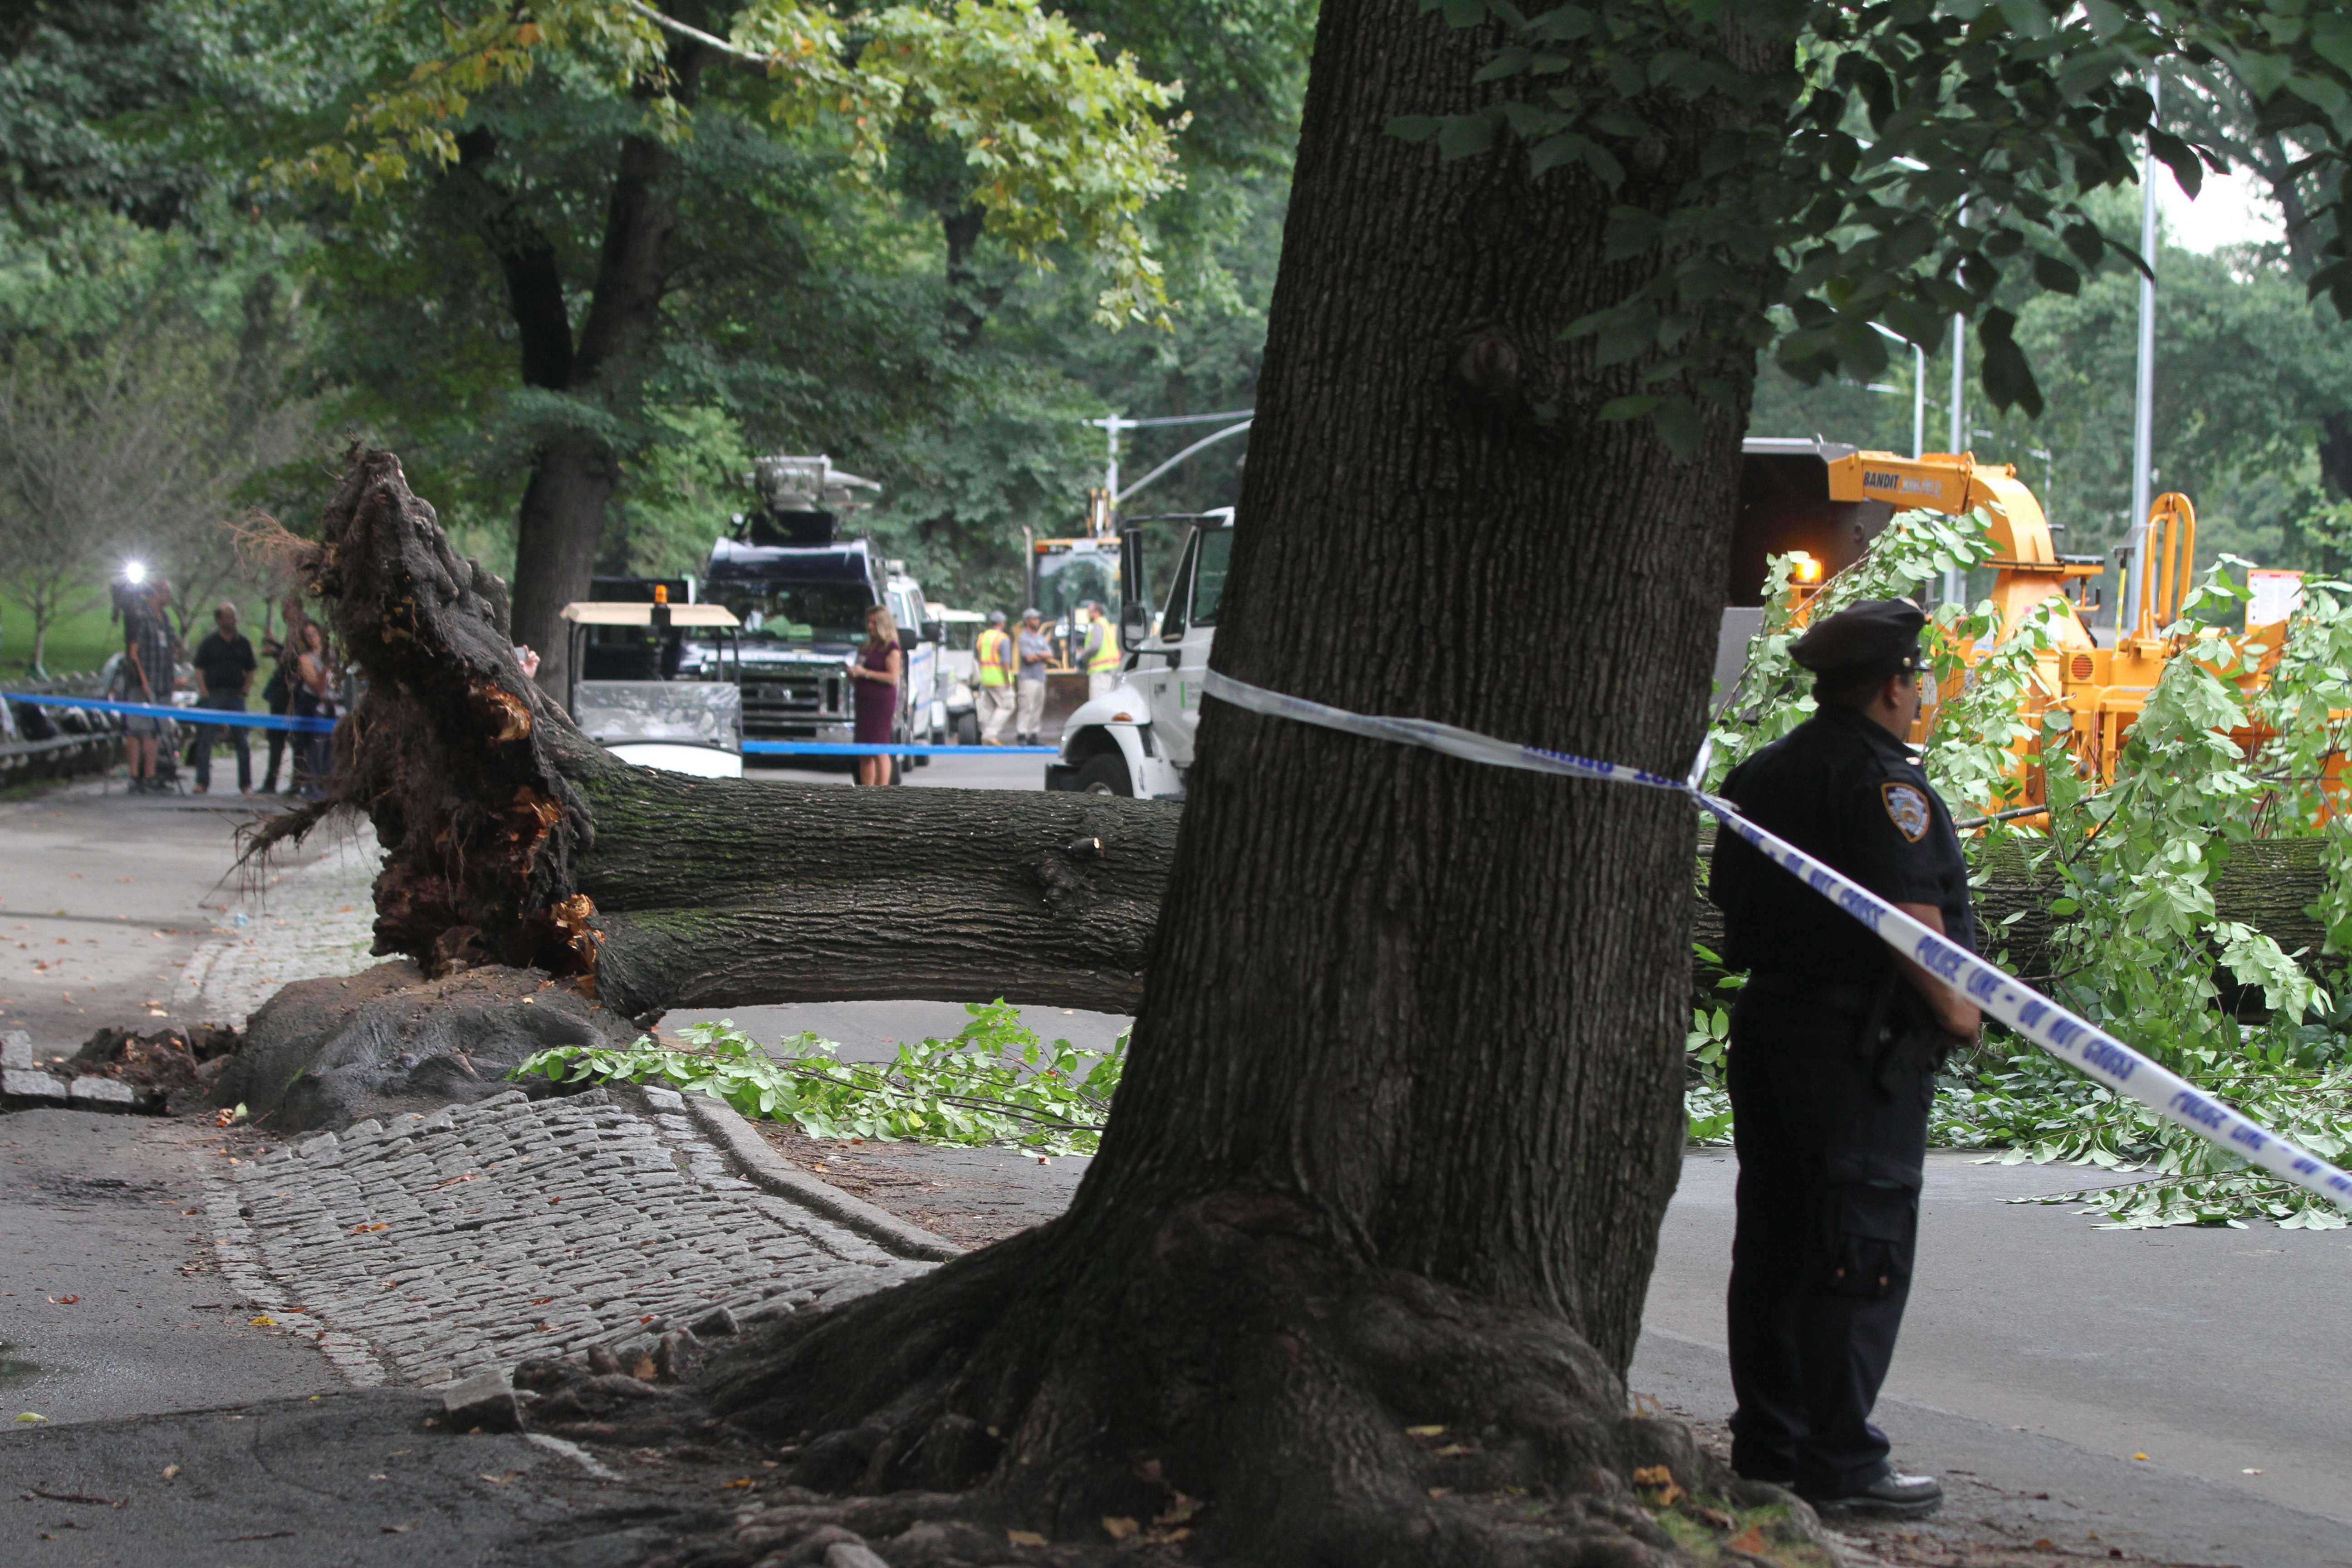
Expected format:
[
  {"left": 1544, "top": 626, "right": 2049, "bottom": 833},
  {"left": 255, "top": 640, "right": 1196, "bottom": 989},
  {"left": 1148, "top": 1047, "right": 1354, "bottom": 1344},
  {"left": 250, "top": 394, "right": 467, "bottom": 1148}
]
[
  {"left": 1437, "top": 114, "right": 1498, "bottom": 159},
  {"left": 1593, "top": 301, "right": 1660, "bottom": 366},
  {"left": 1530, "top": 132, "right": 1595, "bottom": 178},
  {"left": 1653, "top": 396, "right": 1702, "bottom": 454},
  {"left": 2311, "top": 11, "right": 2352, "bottom": 74},
  {"left": 2148, "top": 131, "right": 2204, "bottom": 200},
  {"left": 1597, "top": 394, "right": 1662, "bottom": 421},
  {"left": 1977, "top": 308, "right": 2043, "bottom": 418},
  {"left": 2032, "top": 253, "right": 2081, "bottom": 294},
  {"left": 1386, "top": 115, "right": 1441, "bottom": 143}
]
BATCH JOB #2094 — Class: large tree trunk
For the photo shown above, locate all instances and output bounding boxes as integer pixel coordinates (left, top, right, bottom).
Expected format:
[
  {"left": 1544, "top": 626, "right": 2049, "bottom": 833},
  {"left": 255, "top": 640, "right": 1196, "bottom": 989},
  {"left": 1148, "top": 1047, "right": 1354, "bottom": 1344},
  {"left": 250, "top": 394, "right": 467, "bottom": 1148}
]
[
  {"left": 691, "top": 6, "right": 1805, "bottom": 1563},
  {"left": 497, "top": 56, "right": 703, "bottom": 699}
]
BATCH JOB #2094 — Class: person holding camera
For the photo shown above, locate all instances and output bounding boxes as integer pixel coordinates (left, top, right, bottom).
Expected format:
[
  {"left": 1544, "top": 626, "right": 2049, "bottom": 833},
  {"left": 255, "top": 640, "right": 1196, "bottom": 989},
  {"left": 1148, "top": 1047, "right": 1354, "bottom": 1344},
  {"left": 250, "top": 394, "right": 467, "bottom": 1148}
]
[
  {"left": 115, "top": 576, "right": 178, "bottom": 794},
  {"left": 1705, "top": 598, "right": 1979, "bottom": 1521}
]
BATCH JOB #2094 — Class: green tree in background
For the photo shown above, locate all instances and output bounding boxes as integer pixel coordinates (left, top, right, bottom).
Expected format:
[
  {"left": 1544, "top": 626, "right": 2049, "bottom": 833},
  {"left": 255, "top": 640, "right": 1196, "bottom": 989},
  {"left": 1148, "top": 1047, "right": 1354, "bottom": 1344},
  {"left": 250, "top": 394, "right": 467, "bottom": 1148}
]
[
  {"left": 245, "top": 0, "right": 1183, "bottom": 692},
  {"left": 0, "top": 211, "right": 314, "bottom": 672}
]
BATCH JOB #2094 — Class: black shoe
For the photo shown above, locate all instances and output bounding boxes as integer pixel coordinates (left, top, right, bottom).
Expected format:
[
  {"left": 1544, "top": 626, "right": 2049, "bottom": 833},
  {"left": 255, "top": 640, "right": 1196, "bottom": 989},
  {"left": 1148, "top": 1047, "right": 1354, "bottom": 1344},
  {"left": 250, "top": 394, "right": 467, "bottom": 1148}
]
[{"left": 1803, "top": 1472, "right": 1943, "bottom": 1519}]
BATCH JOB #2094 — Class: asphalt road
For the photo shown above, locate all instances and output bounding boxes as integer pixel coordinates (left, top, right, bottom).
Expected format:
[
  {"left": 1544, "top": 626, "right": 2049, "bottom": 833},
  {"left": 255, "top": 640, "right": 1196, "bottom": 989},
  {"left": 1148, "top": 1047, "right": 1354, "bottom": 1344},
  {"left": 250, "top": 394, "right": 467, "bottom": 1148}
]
[
  {"left": 0, "top": 1109, "right": 334, "bottom": 1426},
  {"left": 1640, "top": 1151, "right": 2352, "bottom": 1528},
  {"left": 0, "top": 1386, "right": 723, "bottom": 1568}
]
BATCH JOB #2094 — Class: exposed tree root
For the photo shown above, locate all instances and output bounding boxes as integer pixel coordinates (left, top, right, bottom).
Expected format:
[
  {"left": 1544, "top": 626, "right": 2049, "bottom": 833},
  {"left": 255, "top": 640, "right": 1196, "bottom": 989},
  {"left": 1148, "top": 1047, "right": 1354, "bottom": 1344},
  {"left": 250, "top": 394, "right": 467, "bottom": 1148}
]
[
  {"left": 244, "top": 443, "right": 602, "bottom": 979},
  {"left": 533, "top": 1190, "right": 1842, "bottom": 1568}
]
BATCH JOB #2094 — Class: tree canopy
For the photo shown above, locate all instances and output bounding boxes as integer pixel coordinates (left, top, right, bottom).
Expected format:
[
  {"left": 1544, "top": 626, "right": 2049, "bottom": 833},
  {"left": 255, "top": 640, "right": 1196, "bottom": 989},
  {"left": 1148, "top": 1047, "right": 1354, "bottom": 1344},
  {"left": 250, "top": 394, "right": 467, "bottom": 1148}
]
[{"left": 1399, "top": 1, "right": 2352, "bottom": 451}]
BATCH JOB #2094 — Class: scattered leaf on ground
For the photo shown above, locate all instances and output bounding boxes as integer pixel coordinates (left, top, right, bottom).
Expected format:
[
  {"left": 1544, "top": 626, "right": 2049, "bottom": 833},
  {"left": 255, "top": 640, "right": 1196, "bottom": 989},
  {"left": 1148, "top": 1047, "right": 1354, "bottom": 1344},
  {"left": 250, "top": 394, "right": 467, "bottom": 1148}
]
[
  {"left": 1630, "top": 1465, "right": 1683, "bottom": 1507},
  {"left": 1007, "top": 1529, "right": 1048, "bottom": 1547},
  {"left": 1728, "top": 1523, "right": 1765, "bottom": 1554},
  {"left": 1102, "top": 1516, "right": 1139, "bottom": 1541}
]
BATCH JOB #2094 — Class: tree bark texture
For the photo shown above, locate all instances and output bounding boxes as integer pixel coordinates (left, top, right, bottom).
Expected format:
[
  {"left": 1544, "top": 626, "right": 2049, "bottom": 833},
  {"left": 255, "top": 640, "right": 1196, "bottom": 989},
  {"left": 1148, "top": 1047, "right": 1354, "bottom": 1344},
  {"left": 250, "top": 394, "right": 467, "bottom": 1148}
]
[
  {"left": 260, "top": 446, "right": 1178, "bottom": 1021},
  {"left": 701, "top": 8, "right": 1807, "bottom": 1564}
]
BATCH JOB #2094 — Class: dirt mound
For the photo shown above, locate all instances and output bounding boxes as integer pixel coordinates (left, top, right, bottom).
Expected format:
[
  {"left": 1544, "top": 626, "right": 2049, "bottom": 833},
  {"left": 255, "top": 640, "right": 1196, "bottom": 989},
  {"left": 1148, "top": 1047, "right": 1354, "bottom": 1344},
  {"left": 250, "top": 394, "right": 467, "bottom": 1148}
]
[
  {"left": 68, "top": 1022, "right": 245, "bottom": 1109},
  {"left": 212, "top": 960, "right": 639, "bottom": 1133}
]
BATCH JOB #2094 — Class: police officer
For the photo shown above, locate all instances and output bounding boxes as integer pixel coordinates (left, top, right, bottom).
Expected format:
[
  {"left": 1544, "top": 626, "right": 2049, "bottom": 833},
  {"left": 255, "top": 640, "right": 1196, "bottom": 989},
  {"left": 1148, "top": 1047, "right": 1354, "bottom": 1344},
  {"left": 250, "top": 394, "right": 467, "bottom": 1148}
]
[{"left": 1706, "top": 598, "right": 1979, "bottom": 1519}]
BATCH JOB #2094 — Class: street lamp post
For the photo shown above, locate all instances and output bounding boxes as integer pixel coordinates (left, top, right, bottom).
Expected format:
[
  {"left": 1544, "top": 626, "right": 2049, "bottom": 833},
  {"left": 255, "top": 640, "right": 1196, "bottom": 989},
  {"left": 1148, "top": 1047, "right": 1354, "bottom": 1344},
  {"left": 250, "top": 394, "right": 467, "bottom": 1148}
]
[
  {"left": 1091, "top": 410, "right": 1257, "bottom": 504},
  {"left": 2126, "top": 70, "right": 2164, "bottom": 632}
]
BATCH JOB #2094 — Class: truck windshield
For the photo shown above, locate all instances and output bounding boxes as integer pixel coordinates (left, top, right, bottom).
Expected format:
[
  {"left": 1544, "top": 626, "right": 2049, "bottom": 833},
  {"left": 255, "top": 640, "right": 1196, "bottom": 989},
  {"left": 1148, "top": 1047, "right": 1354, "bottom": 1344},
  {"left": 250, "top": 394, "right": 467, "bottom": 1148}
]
[
  {"left": 1191, "top": 529, "right": 1233, "bottom": 626},
  {"left": 714, "top": 583, "right": 871, "bottom": 643},
  {"left": 1036, "top": 547, "right": 1117, "bottom": 624}
]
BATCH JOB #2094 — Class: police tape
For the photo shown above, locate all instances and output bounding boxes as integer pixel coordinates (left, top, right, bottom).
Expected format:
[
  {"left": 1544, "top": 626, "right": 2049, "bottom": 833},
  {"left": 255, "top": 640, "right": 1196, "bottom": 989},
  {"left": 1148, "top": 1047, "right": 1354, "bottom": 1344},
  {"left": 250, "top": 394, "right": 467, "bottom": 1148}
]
[
  {"left": 1202, "top": 667, "right": 2352, "bottom": 1215},
  {"left": 3, "top": 691, "right": 338, "bottom": 735}
]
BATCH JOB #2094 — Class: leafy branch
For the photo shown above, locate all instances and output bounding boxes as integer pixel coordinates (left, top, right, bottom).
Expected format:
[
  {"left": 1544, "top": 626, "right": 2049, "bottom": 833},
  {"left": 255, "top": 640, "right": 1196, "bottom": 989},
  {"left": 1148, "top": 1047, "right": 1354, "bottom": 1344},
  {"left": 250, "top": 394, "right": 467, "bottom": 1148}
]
[
  {"left": 511, "top": 1000, "right": 1126, "bottom": 1154},
  {"left": 255, "top": 0, "right": 1184, "bottom": 325}
]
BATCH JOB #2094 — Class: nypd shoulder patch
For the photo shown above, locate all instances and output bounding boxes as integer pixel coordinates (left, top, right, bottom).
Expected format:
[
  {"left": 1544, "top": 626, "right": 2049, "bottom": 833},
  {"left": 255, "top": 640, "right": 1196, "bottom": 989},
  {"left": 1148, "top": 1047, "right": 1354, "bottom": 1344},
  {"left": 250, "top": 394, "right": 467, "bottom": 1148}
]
[{"left": 1881, "top": 781, "right": 1931, "bottom": 843}]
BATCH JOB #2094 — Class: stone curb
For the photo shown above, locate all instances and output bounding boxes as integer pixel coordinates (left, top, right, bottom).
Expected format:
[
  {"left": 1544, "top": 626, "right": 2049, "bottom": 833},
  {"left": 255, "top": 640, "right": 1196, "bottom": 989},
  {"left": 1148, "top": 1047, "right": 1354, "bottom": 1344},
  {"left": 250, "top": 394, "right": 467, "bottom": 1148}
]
[{"left": 648, "top": 1087, "right": 964, "bottom": 1263}]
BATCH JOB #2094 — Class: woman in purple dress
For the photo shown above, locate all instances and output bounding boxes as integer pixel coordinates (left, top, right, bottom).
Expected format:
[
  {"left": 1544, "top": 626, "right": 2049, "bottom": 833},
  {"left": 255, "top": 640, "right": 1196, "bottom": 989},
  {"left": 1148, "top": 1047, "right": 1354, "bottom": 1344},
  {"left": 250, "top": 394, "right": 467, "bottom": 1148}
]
[{"left": 847, "top": 602, "right": 903, "bottom": 786}]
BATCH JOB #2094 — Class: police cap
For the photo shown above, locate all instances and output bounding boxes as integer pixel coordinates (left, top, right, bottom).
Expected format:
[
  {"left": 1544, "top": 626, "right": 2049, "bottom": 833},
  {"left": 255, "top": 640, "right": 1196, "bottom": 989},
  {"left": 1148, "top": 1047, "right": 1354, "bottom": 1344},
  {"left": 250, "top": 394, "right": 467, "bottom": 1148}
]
[{"left": 1788, "top": 598, "right": 1924, "bottom": 683}]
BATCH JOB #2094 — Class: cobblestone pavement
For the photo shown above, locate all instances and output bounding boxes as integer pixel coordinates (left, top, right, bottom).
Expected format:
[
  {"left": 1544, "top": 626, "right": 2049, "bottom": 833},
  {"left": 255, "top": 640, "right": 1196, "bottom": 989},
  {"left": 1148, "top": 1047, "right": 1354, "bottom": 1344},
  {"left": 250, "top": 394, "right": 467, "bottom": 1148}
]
[
  {"left": 208, "top": 1084, "right": 935, "bottom": 1390},
  {"left": 172, "top": 828, "right": 380, "bottom": 1027}
]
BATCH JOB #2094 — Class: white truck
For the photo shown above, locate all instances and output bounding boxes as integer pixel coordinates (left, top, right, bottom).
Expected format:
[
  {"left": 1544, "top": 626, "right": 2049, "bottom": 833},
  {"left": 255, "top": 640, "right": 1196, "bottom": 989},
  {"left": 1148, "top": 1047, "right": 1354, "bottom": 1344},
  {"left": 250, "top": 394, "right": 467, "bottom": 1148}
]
[{"left": 1044, "top": 509, "right": 1230, "bottom": 799}]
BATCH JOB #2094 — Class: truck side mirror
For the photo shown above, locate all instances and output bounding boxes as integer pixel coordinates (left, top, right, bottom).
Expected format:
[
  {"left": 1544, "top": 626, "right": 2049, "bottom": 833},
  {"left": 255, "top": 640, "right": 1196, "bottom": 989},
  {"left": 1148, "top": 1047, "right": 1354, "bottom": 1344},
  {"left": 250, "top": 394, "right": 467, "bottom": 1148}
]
[
  {"left": 919, "top": 621, "right": 944, "bottom": 643},
  {"left": 1121, "top": 599, "right": 1152, "bottom": 643}
]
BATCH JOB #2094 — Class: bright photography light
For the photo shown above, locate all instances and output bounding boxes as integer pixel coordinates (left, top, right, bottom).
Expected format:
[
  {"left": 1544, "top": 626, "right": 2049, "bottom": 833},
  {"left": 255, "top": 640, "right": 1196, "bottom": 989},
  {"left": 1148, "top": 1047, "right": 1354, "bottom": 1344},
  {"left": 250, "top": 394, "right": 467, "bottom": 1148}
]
[{"left": 121, "top": 560, "right": 147, "bottom": 585}]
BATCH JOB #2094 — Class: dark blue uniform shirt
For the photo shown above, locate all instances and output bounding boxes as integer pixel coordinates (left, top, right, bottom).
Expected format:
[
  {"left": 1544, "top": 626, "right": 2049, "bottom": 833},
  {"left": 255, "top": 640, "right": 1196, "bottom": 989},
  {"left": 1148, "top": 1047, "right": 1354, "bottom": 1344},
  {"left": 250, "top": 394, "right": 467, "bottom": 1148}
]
[{"left": 1708, "top": 704, "right": 1974, "bottom": 986}]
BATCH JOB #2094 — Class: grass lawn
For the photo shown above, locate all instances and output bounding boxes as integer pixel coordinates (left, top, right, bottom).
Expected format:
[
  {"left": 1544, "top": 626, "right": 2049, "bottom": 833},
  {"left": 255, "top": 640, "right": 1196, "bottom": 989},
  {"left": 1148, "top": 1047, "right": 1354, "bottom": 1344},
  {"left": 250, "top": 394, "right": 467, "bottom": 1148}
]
[
  {"left": 2, "top": 587, "right": 289, "bottom": 681},
  {"left": 0, "top": 593, "right": 122, "bottom": 679}
]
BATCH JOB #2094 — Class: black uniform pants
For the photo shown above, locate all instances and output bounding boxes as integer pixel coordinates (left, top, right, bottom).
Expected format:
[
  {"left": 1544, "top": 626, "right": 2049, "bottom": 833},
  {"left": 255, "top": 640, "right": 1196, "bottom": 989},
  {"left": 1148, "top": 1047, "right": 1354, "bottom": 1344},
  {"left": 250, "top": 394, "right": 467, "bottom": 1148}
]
[{"left": 1724, "top": 984, "right": 1930, "bottom": 1497}]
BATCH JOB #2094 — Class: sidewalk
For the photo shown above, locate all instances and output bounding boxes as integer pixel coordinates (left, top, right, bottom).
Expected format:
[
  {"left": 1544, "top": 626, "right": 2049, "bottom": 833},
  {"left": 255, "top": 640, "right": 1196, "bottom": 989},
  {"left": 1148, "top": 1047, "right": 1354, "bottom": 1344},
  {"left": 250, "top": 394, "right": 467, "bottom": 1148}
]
[{"left": 0, "top": 780, "right": 379, "bottom": 1047}]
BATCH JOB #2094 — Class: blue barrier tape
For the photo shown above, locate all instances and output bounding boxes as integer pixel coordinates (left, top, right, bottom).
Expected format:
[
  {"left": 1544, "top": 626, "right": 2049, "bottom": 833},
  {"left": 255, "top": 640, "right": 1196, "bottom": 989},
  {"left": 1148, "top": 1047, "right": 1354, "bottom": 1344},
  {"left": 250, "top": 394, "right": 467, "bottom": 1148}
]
[
  {"left": 2, "top": 691, "right": 338, "bottom": 735},
  {"left": 741, "top": 741, "right": 1061, "bottom": 757},
  {"left": 1204, "top": 667, "right": 2352, "bottom": 1214}
]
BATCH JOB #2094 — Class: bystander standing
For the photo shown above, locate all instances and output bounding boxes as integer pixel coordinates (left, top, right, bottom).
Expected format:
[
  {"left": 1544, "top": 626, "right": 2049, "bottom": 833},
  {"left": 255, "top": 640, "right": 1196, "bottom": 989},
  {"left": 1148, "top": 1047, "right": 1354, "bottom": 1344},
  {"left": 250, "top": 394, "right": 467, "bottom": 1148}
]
[
  {"left": 257, "top": 630, "right": 293, "bottom": 792},
  {"left": 290, "top": 621, "right": 339, "bottom": 800},
  {"left": 190, "top": 603, "right": 257, "bottom": 795},
  {"left": 847, "top": 603, "right": 902, "bottom": 786}
]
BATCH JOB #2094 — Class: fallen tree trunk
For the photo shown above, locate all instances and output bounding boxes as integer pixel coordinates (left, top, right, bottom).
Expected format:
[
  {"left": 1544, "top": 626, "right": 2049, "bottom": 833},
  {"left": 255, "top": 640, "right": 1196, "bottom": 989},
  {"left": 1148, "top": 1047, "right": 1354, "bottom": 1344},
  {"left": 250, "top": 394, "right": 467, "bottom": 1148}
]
[
  {"left": 255, "top": 447, "right": 1179, "bottom": 1020},
  {"left": 1690, "top": 827, "right": 2333, "bottom": 1004},
  {"left": 270, "top": 449, "right": 2335, "bottom": 1022}
]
